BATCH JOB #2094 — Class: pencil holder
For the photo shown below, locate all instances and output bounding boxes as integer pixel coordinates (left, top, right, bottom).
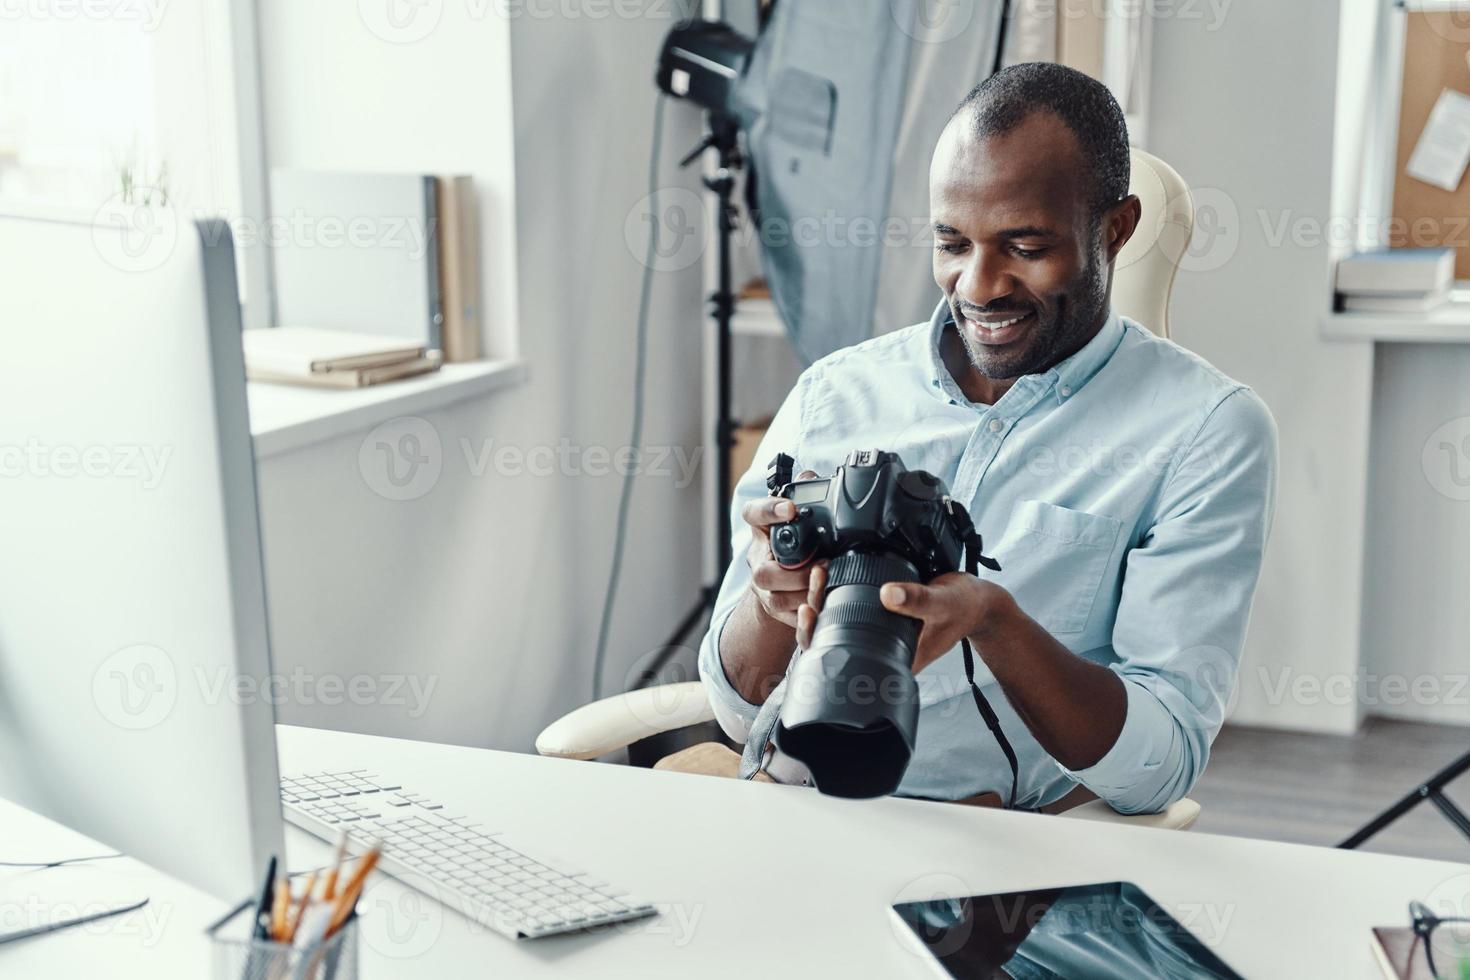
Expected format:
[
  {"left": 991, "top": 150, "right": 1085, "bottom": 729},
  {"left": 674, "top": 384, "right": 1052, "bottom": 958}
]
[{"left": 206, "top": 897, "right": 359, "bottom": 980}]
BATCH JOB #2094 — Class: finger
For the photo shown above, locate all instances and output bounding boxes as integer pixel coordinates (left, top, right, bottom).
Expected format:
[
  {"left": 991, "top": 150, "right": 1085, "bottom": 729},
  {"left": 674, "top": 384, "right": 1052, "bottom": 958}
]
[
  {"left": 806, "top": 562, "right": 828, "bottom": 613},
  {"left": 913, "top": 628, "right": 952, "bottom": 671},
  {"left": 741, "top": 496, "right": 798, "bottom": 529},
  {"left": 796, "top": 469, "right": 819, "bottom": 480},
  {"left": 796, "top": 603, "right": 816, "bottom": 649},
  {"left": 880, "top": 581, "right": 931, "bottom": 615},
  {"left": 751, "top": 560, "right": 815, "bottom": 593}
]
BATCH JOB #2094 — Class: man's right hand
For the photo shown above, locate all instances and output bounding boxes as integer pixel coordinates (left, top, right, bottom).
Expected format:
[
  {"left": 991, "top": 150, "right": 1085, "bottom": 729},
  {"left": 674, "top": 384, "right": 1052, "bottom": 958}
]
[
  {"left": 718, "top": 470, "right": 829, "bottom": 707},
  {"left": 741, "top": 470, "right": 826, "bottom": 629}
]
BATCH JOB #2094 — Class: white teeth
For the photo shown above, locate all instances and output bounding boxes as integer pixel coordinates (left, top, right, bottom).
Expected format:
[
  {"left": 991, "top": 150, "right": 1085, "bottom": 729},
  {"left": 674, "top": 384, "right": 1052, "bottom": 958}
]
[{"left": 975, "top": 314, "right": 1026, "bottom": 330}]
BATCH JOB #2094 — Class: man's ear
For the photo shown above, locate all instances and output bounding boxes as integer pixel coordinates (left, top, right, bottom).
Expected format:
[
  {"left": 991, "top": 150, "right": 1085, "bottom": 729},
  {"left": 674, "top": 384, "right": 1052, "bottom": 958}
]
[{"left": 1104, "top": 194, "right": 1143, "bottom": 263}]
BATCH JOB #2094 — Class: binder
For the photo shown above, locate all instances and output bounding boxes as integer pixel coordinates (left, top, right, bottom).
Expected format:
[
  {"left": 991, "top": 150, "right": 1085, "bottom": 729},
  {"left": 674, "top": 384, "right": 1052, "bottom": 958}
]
[{"left": 436, "top": 175, "right": 482, "bottom": 362}]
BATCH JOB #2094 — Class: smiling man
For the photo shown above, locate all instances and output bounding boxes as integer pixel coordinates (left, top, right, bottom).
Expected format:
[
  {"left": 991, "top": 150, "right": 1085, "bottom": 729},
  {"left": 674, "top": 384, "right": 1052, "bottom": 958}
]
[{"left": 696, "top": 62, "right": 1278, "bottom": 813}]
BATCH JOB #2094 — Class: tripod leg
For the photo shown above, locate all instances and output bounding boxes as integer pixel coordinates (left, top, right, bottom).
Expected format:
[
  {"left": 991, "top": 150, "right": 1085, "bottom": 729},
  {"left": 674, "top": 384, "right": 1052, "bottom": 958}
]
[
  {"left": 1339, "top": 748, "right": 1470, "bottom": 849},
  {"left": 1339, "top": 786, "right": 1431, "bottom": 849},
  {"left": 1427, "top": 790, "right": 1470, "bottom": 844},
  {"left": 631, "top": 585, "right": 719, "bottom": 690}
]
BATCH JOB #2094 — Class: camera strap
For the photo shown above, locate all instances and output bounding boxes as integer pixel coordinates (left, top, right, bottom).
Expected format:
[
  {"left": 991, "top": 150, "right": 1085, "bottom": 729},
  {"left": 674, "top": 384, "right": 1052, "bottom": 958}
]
[{"left": 960, "top": 536, "right": 1021, "bottom": 810}]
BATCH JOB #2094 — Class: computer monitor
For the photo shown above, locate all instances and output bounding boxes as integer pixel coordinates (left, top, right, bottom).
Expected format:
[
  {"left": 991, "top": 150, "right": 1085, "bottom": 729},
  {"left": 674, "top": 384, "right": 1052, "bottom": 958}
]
[{"left": 0, "top": 206, "right": 283, "bottom": 902}]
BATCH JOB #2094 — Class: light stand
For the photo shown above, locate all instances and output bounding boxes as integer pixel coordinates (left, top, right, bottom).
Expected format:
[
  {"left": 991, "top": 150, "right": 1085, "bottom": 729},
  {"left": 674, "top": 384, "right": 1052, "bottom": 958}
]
[{"left": 629, "top": 116, "right": 743, "bottom": 689}]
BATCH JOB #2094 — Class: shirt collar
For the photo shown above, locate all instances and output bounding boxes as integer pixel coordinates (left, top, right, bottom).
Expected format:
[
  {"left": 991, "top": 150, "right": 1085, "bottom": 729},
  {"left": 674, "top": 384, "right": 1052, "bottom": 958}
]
[
  {"left": 926, "top": 300, "right": 1126, "bottom": 406},
  {"left": 1051, "top": 307, "right": 1126, "bottom": 402}
]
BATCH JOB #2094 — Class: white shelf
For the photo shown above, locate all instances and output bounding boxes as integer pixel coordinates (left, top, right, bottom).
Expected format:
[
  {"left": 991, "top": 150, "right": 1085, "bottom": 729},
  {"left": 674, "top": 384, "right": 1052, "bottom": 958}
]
[
  {"left": 1322, "top": 297, "right": 1470, "bottom": 343},
  {"left": 248, "top": 359, "right": 527, "bottom": 459},
  {"left": 732, "top": 296, "right": 787, "bottom": 338}
]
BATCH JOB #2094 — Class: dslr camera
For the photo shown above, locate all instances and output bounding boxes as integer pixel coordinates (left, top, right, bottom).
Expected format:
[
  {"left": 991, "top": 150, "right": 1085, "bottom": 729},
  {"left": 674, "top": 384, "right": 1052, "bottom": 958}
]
[{"left": 764, "top": 449, "right": 1000, "bottom": 799}]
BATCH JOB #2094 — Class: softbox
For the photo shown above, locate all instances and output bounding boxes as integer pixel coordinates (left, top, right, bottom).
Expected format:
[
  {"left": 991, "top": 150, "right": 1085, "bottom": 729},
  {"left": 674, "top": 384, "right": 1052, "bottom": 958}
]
[{"left": 732, "top": 0, "right": 1007, "bottom": 364}]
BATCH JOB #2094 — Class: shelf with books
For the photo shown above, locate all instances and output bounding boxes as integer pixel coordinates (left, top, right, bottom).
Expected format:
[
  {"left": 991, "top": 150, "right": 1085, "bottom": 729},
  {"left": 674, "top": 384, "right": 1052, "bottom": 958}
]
[{"left": 1321, "top": 291, "right": 1470, "bottom": 343}]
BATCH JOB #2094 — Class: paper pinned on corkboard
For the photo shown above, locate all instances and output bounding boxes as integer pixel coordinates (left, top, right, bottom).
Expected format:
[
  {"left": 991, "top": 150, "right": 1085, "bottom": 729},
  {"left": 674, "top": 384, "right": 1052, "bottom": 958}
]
[
  {"left": 1392, "top": 11, "right": 1470, "bottom": 278},
  {"left": 1406, "top": 88, "right": 1470, "bottom": 191}
]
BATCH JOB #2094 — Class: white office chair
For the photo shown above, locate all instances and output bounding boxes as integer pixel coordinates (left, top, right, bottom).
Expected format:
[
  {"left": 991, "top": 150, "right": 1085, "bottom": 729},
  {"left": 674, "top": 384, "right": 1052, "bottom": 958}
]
[
  {"left": 537, "top": 149, "right": 1200, "bottom": 832},
  {"left": 1114, "top": 148, "right": 1194, "bottom": 338}
]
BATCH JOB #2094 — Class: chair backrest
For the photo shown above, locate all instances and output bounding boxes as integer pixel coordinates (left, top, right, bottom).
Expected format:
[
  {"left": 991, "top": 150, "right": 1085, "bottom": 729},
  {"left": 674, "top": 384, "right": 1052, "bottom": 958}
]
[{"left": 1112, "top": 148, "right": 1193, "bottom": 339}]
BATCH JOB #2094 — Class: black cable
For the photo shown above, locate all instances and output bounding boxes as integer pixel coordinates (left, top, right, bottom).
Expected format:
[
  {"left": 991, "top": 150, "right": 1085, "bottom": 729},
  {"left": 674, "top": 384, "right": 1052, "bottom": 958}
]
[
  {"left": 0, "top": 853, "right": 124, "bottom": 869},
  {"left": 992, "top": 0, "right": 1013, "bottom": 76},
  {"left": 592, "top": 94, "right": 668, "bottom": 701}
]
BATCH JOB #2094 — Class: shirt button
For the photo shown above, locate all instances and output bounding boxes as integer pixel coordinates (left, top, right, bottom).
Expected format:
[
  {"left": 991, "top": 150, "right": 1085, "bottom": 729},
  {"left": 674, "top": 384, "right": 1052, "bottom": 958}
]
[
  {"left": 1059, "top": 385, "right": 1073, "bottom": 397},
  {"left": 988, "top": 418, "right": 1004, "bottom": 433}
]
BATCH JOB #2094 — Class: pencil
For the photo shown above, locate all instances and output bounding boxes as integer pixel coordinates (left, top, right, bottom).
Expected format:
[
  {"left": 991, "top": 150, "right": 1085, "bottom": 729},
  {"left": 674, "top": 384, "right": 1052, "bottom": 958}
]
[
  {"left": 269, "top": 873, "right": 289, "bottom": 941},
  {"left": 320, "top": 831, "right": 349, "bottom": 900},
  {"left": 325, "top": 845, "right": 381, "bottom": 936},
  {"left": 284, "top": 870, "right": 317, "bottom": 943}
]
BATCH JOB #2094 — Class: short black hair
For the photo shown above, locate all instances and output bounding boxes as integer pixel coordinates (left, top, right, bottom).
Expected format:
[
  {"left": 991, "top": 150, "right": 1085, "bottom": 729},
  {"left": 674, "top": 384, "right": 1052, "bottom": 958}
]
[{"left": 950, "top": 62, "right": 1130, "bottom": 218}]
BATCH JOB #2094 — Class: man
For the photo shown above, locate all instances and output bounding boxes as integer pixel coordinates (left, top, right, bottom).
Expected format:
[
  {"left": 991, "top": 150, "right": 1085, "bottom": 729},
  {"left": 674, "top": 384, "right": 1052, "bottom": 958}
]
[{"left": 696, "top": 62, "right": 1277, "bottom": 813}]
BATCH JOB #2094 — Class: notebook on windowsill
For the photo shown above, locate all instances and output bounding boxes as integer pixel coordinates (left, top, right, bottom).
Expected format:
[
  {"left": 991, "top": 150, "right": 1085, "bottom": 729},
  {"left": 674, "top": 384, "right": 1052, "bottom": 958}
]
[{"left": 243, "top": 327, "right": 441, "bottom": 389}]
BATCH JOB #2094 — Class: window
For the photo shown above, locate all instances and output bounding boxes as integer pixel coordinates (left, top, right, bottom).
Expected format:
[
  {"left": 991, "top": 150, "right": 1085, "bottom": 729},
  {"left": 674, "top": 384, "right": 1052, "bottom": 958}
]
[{"left": 0, "top": 0, "right": 271, "bottom": 323}]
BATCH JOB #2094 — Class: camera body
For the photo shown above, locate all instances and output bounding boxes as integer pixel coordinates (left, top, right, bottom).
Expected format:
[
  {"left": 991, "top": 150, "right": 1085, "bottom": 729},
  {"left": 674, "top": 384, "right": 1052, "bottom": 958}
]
[
  {"left": 766, "top": 449, "right": 972, "bottom": 581},
  {"left": 762, "top": 450, "right": 994, "bottom": 799}
]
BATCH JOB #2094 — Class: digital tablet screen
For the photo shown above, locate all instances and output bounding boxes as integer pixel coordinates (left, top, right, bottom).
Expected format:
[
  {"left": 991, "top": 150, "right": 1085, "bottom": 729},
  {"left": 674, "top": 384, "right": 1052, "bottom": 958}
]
[{"left": 891, "top": 881, "right": 1242, "bottom": 979}]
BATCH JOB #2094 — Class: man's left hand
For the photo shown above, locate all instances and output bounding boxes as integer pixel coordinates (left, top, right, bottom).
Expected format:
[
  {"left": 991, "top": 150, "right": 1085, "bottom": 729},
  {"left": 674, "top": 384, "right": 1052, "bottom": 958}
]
[{"left": 795, "top": 569, "right": 1015, "bottom": 673}]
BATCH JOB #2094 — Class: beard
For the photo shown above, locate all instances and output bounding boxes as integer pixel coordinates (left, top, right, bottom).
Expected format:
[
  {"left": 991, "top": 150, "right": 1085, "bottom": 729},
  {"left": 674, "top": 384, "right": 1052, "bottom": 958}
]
[{"left": 952, "top": 244, "right": 1111, "bottom": 381}]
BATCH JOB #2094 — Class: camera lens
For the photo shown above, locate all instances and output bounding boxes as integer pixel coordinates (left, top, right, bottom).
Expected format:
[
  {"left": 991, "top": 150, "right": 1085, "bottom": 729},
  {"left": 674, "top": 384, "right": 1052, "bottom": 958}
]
[
  {"left": 773, "top": 525, "right": 797, "bottom": 549},
  {"left": 773, "top": 551, "right": 923, "bottom": 798}
]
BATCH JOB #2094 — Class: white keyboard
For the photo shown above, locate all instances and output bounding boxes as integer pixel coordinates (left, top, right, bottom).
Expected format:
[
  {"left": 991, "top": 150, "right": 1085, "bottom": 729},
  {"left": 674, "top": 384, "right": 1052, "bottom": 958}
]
[{"left": 280, "top": 769, "right": 657, "bottom": 940}]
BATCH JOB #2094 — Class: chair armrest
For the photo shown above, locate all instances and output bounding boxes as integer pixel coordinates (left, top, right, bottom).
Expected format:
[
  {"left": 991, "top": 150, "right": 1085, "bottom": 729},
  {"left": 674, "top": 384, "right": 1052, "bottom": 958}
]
[
  {"left": 1058, "top": 797, "right": 1201, "bottom": 832},
  {"left": 535, "top": 681, "right": 716, "bottom": 760}
]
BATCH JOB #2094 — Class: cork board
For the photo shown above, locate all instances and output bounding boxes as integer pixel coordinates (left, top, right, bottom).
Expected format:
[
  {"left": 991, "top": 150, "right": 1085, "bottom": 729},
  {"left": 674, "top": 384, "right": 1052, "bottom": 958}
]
[{"left": 1392, "top": 12, "right": 1470, "bottom": 278}]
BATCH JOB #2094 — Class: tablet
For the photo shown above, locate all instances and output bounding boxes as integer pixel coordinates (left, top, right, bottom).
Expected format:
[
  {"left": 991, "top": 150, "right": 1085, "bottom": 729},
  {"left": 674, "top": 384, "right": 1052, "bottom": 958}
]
[{"left": 890, "top": 880, "right": 1242, "bottom": 979}]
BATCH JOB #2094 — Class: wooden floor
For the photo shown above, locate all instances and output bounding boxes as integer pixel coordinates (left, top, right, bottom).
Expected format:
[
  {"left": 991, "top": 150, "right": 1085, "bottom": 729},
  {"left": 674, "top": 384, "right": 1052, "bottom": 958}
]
[{"left": 1193, "top": 717, "right": 1470, "bottom": 862}]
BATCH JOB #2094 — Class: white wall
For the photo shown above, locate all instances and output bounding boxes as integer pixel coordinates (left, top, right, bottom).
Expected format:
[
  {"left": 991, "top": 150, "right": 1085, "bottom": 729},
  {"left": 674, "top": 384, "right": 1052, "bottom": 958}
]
[
  {"left": 253, "top": 2, "right": 707, "bottom": 750},
  {"left": 1362, "top": 347, "right": 1470, "bottom": 727},
  {"left": 1147, "top": 0, "right": 1376, "bottom": 734}
]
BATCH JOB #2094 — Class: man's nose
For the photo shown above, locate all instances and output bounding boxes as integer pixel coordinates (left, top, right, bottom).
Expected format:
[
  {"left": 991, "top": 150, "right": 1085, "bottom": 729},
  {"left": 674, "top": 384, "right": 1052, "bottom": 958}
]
[{"left": 954, "top": 249, "right": 1014, "bottom": 310}]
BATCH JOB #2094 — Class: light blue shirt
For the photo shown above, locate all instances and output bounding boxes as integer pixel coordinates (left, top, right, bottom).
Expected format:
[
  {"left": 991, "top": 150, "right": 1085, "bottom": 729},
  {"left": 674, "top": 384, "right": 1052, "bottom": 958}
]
[{"left": 698, "top": 302, "right": 1277, "bottom": 813}]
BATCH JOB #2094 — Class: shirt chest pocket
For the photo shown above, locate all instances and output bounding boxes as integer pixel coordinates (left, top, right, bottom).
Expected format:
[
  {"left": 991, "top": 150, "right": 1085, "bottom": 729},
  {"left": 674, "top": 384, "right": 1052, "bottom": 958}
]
[{"left": 988, "top": 500, "right": 1122, "bottom": 636}]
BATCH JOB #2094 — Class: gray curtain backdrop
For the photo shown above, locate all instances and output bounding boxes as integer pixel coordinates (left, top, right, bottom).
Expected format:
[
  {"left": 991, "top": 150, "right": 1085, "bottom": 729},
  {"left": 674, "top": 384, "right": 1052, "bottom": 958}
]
[{"left": 735, "top": 0, "right": 1007, "bottom": 363}]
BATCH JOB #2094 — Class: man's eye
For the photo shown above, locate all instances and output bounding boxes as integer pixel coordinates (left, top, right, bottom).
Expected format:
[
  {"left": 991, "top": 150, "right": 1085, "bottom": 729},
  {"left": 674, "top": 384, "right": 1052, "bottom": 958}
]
[
  {"left": 1010, "top": 246, "right": 1046, "bottom": 259},
  {"left": 935, "top": 242, "right": 967, "bottom": 254}
]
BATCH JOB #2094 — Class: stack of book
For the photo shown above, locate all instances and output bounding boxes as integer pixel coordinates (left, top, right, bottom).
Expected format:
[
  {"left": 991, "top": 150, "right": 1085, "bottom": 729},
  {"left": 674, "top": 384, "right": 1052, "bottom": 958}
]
[
  {"left": 243, "top": 327, "right": 443, "bottom": 389},
  {"left": 1335, "top": 247, "right": 1454, "bottom": 314}
]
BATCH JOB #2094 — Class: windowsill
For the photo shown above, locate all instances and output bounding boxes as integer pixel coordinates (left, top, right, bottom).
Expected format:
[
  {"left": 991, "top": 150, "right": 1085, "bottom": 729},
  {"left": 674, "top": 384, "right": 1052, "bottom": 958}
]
[
  {"left": 248, "top": 359, "right": 527, "bottom": 460},
  {"left": 1322, "top": 292, "right": 1470, "bottom": 343}
]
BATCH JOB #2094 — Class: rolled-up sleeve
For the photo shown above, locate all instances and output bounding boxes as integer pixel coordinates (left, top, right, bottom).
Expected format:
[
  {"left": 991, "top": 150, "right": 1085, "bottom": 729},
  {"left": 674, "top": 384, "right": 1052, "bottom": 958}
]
[
  {"left": 697, "top": 369, "right": 813, "bottom": 743},
  {"left": 1060, "top": 388, "right": 1278, "bottom": 813}
]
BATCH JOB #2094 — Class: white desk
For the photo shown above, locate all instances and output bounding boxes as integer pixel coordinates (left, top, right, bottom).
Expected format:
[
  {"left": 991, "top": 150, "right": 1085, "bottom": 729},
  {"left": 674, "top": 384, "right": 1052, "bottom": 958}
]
[{"left": 4, "top": 724, "right": 1467, "bottom": 978}]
